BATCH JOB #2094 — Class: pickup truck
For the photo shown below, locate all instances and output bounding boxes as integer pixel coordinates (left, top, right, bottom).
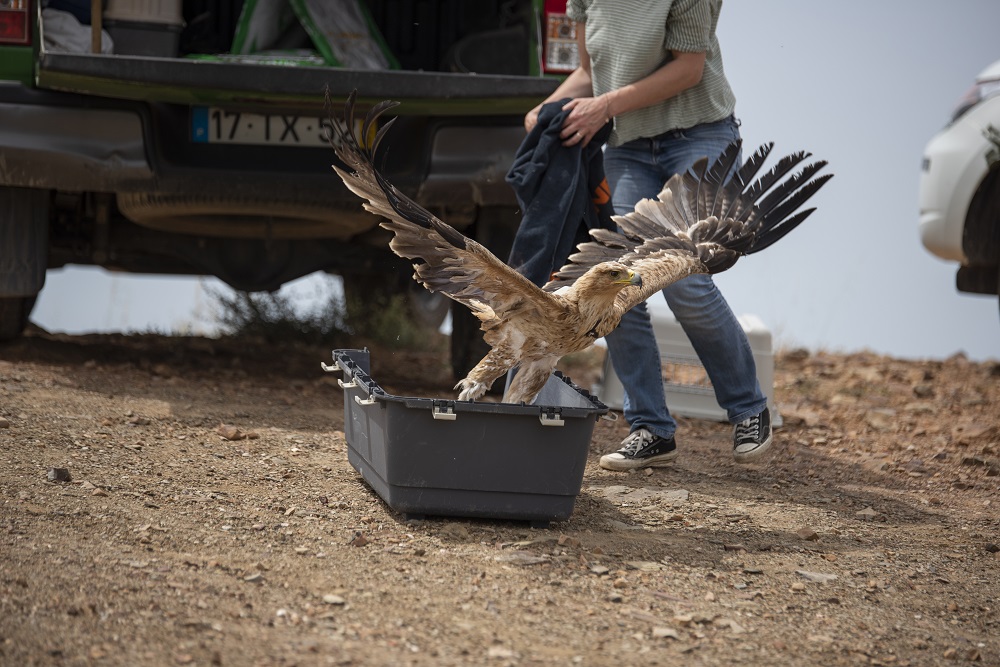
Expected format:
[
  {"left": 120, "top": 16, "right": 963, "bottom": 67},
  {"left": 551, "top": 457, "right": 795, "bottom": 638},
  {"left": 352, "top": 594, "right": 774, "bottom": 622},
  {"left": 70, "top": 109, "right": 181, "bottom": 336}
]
[{"left": 0, "top": 0, "right": 574, "bottom": 377}]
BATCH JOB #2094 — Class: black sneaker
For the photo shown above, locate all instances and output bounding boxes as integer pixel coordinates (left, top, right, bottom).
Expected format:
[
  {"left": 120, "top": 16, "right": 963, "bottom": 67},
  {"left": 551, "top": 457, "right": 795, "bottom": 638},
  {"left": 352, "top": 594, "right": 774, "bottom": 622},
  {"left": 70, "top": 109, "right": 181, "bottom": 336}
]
[
  {"left": 733, "top": 407, "right": 773, "bottom": 463},
  {"left": 599, "top": 428, "right": 678, "bottom": 471}
]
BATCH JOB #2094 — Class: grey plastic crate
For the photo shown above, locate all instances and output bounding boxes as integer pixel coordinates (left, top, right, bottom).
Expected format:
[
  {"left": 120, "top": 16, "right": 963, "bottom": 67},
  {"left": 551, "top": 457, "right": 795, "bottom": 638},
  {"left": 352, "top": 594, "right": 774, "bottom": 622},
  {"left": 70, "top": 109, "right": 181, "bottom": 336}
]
[{"left": 327, "top": 349, "right": 608, "bottom": 527}]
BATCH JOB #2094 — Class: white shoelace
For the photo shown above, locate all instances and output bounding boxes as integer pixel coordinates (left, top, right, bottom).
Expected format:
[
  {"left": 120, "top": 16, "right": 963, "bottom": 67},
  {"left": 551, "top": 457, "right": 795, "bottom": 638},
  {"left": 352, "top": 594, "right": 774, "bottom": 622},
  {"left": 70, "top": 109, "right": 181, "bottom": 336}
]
[
  {"left": 620, "top": 428, "right": 655, "bottom": 455},
  {"left": 734, "top": 415, "right": 761, "bottom": 442}
]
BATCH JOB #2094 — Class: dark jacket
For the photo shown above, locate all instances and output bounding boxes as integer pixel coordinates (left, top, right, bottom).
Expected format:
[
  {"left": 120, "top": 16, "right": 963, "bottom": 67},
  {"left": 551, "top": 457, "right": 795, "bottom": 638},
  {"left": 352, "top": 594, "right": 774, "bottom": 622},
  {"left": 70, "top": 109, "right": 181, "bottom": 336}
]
[{"left": 505, "top": 99, "right": 616, "bottom": 287}]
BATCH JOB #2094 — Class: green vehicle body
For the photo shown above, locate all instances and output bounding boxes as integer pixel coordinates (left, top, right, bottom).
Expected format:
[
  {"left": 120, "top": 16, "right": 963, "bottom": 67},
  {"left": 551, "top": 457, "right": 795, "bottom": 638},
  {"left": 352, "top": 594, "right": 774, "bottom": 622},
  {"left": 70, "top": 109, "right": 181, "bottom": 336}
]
[{"left": 0, "top": 0, "right": 564, "bottom": 376}]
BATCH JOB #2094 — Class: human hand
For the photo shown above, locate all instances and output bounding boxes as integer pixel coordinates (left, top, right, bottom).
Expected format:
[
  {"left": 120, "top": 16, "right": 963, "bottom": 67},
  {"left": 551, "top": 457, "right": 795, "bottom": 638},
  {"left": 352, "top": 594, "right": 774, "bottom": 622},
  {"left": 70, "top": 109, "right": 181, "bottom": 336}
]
[
  {"left": 524, "top": 104, "right": 542, "bottom": 133},
  {"left": 560, "top": 94, "right": 612, "bottom": 147}
]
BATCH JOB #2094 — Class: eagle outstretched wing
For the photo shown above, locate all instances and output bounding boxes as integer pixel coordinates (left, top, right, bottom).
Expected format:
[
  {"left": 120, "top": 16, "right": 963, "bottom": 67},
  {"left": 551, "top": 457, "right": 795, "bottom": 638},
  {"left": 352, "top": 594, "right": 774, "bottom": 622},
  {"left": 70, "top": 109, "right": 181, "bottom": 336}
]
[
  {"left": 544, "top": 141, "right": 833, "bottom": 315},
  {"left": 330, "top": 91, "right": 561, "bottom": 324}
]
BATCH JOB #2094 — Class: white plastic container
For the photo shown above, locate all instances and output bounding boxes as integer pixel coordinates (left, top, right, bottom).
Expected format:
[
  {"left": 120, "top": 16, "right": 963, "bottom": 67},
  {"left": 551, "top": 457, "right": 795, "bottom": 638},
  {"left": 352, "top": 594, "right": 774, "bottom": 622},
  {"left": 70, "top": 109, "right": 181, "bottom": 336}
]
[{"left": 593, "top": 311, "right": 781, "bottom": 426}]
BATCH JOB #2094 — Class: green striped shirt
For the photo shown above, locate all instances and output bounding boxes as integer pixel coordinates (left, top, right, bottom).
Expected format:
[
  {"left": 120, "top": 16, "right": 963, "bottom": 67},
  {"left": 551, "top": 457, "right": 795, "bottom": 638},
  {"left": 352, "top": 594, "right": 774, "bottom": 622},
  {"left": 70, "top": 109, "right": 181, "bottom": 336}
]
[{"left": 567, "top": 0, "right": 736, "bottom": 147}]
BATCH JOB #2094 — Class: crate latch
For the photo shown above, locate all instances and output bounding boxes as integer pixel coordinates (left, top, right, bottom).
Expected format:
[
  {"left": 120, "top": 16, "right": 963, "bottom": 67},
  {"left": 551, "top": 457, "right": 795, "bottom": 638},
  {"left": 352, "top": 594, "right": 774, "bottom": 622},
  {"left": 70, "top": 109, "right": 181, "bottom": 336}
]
[
  {"left": 432, "top": 402, "right": 457, "bottom": 421},
  {"left": 539, "top": 408, "right": 565, "bottom": 427}
]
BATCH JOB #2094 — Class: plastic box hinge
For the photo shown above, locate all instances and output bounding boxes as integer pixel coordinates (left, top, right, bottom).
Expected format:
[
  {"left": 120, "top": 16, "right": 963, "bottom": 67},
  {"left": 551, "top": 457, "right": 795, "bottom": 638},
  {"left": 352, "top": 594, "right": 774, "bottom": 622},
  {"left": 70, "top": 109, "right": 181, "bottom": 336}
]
[
  {"left": 539, "top": 408, "right": 564, "bottom": 427},
  {"left": 432, "top": 401, "right": 457, "bottom": 421}
]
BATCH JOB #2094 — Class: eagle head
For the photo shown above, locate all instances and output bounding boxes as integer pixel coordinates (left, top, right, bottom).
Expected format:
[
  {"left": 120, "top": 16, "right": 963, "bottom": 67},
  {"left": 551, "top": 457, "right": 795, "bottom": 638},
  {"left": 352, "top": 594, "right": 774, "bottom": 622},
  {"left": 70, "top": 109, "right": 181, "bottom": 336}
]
[
  {"left": 576, "top": 262, "right": 642, "bottom": 299},
  {"left": 599, "top": 262, "right": 642, "bottom": 288}
]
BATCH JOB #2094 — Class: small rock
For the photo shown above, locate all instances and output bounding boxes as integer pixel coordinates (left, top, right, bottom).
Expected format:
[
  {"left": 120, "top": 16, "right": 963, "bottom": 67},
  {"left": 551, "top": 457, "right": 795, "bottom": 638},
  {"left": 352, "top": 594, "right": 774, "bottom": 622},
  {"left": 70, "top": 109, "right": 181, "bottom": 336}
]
[
  {"left": 796, "top": 570, "right": 838, "bottom": 584},
  {"left": 441, "top": 523, "right": 470, "bottom": 540},
  {"left": 487, "top": 647, "right": 517, "bottom": 660},
  {"left": 47, "top": 468, "right": 71, "bottom": 483},
  {"left": 796, "top": 528, "right": 819, "bottom": 541},
  {"left": 349, "top": 533, "right": 369, "bottom": 547},
  {"left": 322, "top": 594, "right": 346, "bottom": 605},
  {"left": 92, "top": 488, "right": 109, "bottom": 497},
  {"left": 781, "top": 407, "right": 821, "bottom": 427},
  {"left": 652, "top": 626, "right": 680, "bottom": 640},
  {"left": 912, "top": 383, "right": 934, "bottom": 398},
  {"left": 790, "top": 583, "right": 807, "bottom": 592},
  {"left": 557, "top": 535, "right": 581, "bottom": 548},
  {"left": 985, "top": 544, "right": 1000, "bottom": 554},
  {"left": 715, "top": 618, "right": 745, "bottom": 633},
  {"left": 0, "top": 416, "right": 10, "bottom": 428},
  {"left": 217, "top": 424, "right": 246, "bottom": 441},
  {"left": 590, "top": 565, "right": 610, "bottom": 575},
  {"left": 864, "top": 410, "right": 896, "bottom": 431},
  {"left": 855, "top": 507, "right": 878, "bottom": 521},
  {"left": 961, "top": 456, "right": 988, "bottom": 467},
  {"left": 243, "top": 573, "right": 264, "bottom": 583}
]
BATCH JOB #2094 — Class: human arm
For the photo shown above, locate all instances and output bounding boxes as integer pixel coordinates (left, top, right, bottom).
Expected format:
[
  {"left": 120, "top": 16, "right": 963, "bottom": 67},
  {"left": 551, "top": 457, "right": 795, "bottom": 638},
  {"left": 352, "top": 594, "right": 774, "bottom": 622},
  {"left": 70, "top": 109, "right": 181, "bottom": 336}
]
[{"left": 560, "top": 49, "right": 706, "bottom": 147}]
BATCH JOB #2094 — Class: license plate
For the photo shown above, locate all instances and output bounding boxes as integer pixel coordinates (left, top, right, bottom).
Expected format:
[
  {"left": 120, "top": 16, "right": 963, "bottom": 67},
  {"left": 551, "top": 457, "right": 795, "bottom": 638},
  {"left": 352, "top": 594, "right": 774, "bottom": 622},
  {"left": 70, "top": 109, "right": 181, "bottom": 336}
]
[{"left": 191, "top": 107, "right": 336, "bottom": 147}]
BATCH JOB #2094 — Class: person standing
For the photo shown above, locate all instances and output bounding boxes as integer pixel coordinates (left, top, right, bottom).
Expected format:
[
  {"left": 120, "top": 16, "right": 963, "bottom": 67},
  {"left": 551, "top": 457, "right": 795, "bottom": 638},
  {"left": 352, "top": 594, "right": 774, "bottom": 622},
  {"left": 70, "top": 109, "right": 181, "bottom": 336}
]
[{"left": 523, "top": 0, "right": 773, "bottom": 469}]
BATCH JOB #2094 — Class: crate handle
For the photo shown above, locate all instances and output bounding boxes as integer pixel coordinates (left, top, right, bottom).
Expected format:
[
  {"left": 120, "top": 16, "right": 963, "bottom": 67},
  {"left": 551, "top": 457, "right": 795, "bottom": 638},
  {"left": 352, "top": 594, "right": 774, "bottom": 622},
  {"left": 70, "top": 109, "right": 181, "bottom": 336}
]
[
  {"left": 338, "top": 378, "right": 358, "bottom": 389},
  {"left": 354, "top": 395, "right": 377, "bottom": 406}
]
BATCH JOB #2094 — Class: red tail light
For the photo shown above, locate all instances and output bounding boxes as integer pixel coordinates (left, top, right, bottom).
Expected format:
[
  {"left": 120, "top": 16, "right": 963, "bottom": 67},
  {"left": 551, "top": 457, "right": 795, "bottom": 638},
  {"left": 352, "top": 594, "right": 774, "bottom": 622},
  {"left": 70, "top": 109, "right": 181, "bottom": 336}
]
[
  {"left": 0, "top": 0, "right": 31, "bottom": 46},
  {"left": 542, "top": 0, "right": 578, "bottom": 74}
]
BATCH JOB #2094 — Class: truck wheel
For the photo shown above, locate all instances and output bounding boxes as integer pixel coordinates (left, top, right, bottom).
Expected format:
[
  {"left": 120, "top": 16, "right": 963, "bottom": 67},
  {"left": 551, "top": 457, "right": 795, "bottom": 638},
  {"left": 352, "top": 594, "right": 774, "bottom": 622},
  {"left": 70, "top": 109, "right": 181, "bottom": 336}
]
[
  {"left": 0, "top": 187, "right": 48, "bottom": 341},
  {"left": 0, "top": 297, "right": 36, "bottom": 341}
]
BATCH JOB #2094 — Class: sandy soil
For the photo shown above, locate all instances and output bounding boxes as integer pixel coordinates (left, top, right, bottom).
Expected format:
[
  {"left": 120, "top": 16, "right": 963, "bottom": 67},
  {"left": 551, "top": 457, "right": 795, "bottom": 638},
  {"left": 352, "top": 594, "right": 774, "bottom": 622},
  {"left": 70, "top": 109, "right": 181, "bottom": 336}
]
[{"left": 1, "top": 329, "right": 998, "bottom": 666}]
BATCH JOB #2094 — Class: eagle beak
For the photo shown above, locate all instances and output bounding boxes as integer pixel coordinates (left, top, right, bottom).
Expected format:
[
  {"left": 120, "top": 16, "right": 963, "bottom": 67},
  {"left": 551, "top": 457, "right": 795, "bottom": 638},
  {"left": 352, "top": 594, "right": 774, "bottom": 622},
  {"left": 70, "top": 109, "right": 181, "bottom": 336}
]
[{"left": 628, "top": 270, "right": 642, "bottom": 287}]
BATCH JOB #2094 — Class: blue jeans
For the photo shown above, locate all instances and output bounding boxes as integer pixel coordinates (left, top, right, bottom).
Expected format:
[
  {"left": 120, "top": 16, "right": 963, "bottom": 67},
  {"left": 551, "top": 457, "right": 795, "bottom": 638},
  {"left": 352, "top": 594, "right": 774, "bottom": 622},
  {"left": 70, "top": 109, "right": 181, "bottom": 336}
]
[{"left": 603, "top": 116, "right": 767, "bottom": 438}]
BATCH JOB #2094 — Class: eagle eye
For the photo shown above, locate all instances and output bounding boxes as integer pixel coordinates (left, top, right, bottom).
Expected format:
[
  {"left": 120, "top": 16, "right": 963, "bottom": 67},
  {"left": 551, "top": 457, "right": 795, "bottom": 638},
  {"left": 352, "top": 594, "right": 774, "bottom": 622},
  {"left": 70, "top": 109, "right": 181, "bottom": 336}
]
[{"left": 609, "top": 270, "right": 620, "bottom": 279}]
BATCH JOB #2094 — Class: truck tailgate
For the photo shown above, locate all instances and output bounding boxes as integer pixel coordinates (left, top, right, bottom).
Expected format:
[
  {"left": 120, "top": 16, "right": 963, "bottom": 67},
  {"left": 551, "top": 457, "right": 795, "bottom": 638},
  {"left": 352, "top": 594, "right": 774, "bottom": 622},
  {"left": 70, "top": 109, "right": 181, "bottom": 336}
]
[{"left": 36, "top": 53, "right": 559, "bottom": 115}]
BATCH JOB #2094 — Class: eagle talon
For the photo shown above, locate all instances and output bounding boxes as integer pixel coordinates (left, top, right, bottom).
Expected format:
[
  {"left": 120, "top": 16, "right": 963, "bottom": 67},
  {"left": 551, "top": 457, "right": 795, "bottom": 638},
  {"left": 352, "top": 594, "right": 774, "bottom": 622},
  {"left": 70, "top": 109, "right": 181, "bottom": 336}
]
[{"left": 455, "top": 379, "right": 489, "bottom": 402}]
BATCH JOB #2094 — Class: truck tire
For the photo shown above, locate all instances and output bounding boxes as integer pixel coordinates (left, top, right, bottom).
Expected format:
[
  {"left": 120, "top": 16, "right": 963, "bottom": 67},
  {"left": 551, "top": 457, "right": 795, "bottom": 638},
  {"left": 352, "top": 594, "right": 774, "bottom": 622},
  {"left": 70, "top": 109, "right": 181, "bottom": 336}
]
[
  {"left": 0, "top": 297, "right": 36, "bottom": 341},
  {"left": 0, "top": 187, "right": 48, "bottom": 340}
]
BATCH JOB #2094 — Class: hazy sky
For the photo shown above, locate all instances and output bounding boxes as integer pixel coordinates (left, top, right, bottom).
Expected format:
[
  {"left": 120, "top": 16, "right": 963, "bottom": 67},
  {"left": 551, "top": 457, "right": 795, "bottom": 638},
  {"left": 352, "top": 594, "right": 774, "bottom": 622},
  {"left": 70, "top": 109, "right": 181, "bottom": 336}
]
[{"left": 32, "top": 0, "right": 1000, "bottom": 362}]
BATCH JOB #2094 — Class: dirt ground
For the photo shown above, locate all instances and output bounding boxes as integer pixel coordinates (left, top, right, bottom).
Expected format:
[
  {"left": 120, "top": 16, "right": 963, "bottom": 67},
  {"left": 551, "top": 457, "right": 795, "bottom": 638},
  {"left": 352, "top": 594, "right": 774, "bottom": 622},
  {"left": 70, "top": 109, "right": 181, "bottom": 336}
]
[{"left": 1, "top": 327, "right": 998, "bottom": 667}]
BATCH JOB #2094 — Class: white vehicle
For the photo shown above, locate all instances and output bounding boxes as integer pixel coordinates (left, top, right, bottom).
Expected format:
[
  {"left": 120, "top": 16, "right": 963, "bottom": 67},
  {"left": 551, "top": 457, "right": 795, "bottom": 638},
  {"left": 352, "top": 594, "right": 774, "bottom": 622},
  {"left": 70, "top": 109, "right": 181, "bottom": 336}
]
[{"left": 919, "top": 59, "right": 1000, "bottom": 315}]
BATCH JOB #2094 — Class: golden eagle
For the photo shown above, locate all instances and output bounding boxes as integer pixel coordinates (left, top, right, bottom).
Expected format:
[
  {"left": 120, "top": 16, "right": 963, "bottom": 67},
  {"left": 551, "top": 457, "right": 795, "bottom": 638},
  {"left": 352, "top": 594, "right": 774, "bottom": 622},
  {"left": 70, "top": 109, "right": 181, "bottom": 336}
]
[{"left": 331, "top": 92, "right": 831, "bottom": 405}]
